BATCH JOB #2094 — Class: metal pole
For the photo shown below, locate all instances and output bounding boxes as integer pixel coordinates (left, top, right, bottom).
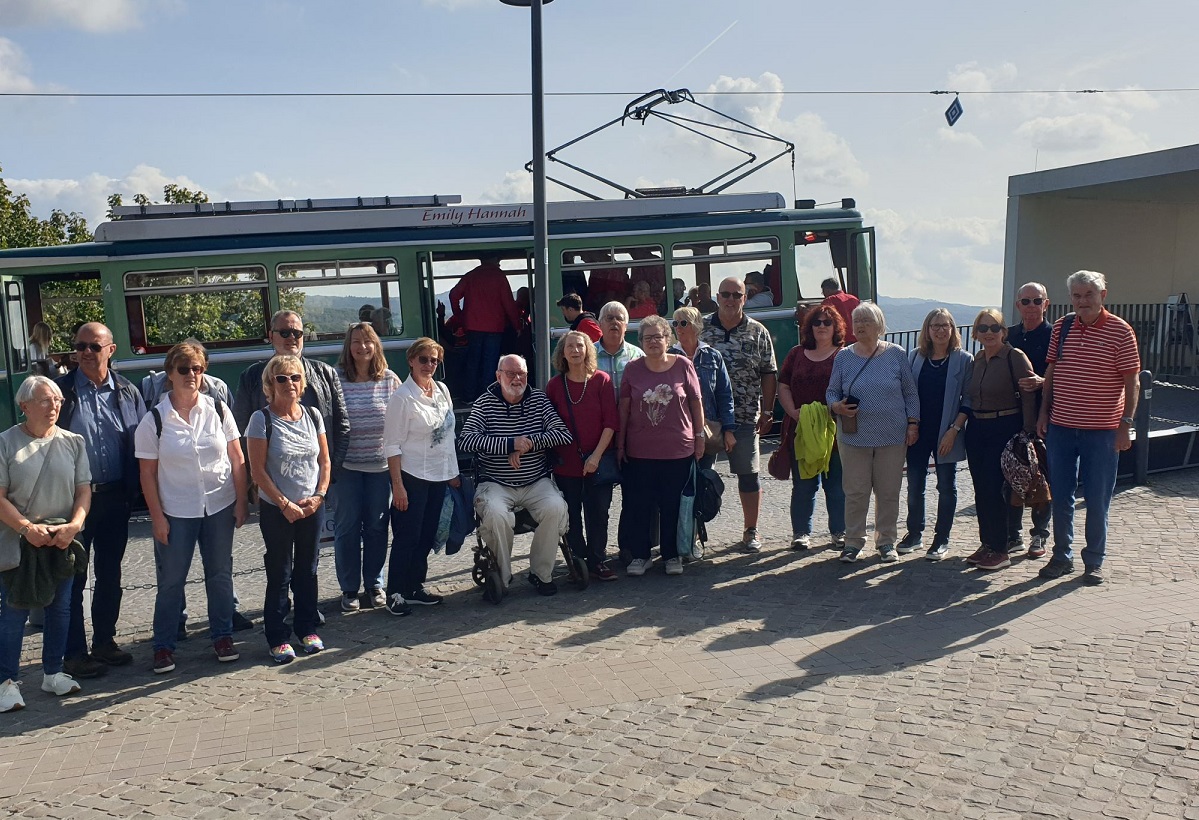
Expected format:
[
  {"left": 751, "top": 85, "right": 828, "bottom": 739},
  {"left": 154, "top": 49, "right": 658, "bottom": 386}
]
[
  {"left": 530, "top": 0, "right": 551, "bottom": 387},
  {"left": 1134, "top": 369, "right": 1152, "bottom": 485}
]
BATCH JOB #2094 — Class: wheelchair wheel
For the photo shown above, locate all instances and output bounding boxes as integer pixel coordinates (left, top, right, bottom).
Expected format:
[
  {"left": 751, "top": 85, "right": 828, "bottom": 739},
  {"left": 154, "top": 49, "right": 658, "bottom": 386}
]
[
  {"left": 472, "top": 563, "right": 487, "bottom": 587},
  {"left": 482, "top": 568, "right": 505, "bottom": 604},
  {"left": 571, "top": 553, "right": 589, "bottom": 591}
]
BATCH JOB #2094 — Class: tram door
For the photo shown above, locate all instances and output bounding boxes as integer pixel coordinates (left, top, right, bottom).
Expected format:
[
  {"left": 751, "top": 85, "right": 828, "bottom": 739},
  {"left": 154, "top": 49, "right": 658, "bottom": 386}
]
[{"left": 0, "top": 280, "right": 29, "bottom": 428}]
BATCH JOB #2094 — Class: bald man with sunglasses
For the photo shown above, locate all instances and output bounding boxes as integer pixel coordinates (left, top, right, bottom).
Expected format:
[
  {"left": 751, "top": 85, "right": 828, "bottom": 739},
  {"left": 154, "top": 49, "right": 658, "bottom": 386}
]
[{"left": 1006, "top": 282, "right": 1053, "bottom": 559}]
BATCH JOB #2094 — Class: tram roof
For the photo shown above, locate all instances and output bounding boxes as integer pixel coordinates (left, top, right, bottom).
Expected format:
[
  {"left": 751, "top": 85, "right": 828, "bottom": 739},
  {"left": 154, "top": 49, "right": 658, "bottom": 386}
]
[{"left": 0, "top": 192, "right": 865, "bottom": 268}]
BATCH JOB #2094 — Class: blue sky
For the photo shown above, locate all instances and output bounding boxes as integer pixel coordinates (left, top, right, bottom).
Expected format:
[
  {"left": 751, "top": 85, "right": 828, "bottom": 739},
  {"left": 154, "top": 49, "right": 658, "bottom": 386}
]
[{"left": 3, "top": 0, "right": 1198, "bottom": 305}]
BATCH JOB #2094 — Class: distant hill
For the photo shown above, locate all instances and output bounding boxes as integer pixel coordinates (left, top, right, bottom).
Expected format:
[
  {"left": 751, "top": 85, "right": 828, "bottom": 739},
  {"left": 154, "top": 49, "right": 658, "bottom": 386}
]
[{"left": 877, "top": 296, "right": 986, "bottom": 333}]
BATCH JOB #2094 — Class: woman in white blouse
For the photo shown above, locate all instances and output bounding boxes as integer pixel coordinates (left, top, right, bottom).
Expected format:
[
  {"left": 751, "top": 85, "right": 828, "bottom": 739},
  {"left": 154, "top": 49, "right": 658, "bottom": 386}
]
[
  {"left": 382, "top": 338, "right": 461, "bottom": 616},
  {"left": 135, "top": 341, "right": 247, "bottom": 674}
]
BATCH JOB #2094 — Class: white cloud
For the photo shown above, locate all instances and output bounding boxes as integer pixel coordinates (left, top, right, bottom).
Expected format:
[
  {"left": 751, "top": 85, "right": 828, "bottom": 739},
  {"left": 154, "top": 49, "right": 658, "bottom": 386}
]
[
  {"left": 937, "top": 128, "right": 984, "bottom": 149},
  {"left": 1015, "top": 111, "right": 1148, "bottom": 154},
  {"left": 11, "top": 164, "right": 211, "bottom": 229},
  {"left": 869, "top": 208, "right": 1005, "bottom": 303},
  {"left": 945, "top": 61, "right": 1017, "bottom": 94},
  {"left": 478, "top": 170, "right": 532, "bottom": 204},
  {"left": 0, "top": 36, "right": 36, "bottom": 92},
  {"left": 0, "top": 0, "right": 147, "bottom": 32}
]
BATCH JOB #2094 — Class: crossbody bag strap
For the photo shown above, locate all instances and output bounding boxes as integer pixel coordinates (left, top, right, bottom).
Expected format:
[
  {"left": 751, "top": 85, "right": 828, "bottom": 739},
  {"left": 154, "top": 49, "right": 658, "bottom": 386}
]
[{"left": 845, "top": 344, "right": 881, "bottom": 397}]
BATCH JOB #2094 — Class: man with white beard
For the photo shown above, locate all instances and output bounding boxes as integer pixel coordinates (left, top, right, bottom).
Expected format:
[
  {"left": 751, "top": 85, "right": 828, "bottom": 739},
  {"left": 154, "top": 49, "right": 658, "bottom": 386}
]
[{"left": 458, "top": 355, "right": 573, "bottom": 595}]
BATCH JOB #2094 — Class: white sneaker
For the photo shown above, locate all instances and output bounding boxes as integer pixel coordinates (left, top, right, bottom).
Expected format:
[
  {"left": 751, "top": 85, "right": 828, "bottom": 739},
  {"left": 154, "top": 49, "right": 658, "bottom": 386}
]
[
  {"left": 664, "top": 557, "right": 684, "bottom": 575},
  {"left": 626, "top": 558, "right": 651, "bottom": 576},
  {"left": 41, "top": 672, "right": 81, "bottom": 697},
  {"left": 790, "top": 534, "right": 811, "bottom": 550},
  {"left": 740, "top": 528, "right": 762, "bottom": 553},
  {"left": 0, "top": 679, "right": 24, "bottom": 712}
]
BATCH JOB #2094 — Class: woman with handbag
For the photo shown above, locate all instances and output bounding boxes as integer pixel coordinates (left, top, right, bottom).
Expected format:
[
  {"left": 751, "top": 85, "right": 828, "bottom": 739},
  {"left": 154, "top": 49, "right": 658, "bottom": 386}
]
[
  {"left": 546, "top": 331, "right": 620, "bottom": 582},
  {"left": 669, "top": 306, "right": 734, "bottom": 471},
  {"left": 963, "top": 309, "right": 1038, "bottom": 572},
  {"left": 617, "top": 315, "right": 705, "bottom": 577},
  {"left": 826, "top": 303, "right": 920, "bottom": 564},
  {"left": 0, "top": 376, "right": 91, "bottom": 712},
  {"left": 778, "top": 305, "right": 846, "bottom": 551}
]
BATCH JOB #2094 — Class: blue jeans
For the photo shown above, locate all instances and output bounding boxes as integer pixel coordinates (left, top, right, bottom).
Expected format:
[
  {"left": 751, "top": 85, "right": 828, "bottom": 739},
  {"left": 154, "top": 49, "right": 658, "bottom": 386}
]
[
  {"left": 789, "top": 449, "right": 846, "bottom": 537},
  {"left": 67, "top": 491, "right": 130, "bottom": 658},
  {"left": 387, "top": 473, "right": 447, "bottom": 598},
  {"left": 465, "top": 331, "right": 503, "bottom": 401},
  {"left": 260, "top": 502, "right": 321, "bottom": 648},
  {"left": 0, "top": 574, "right": 72, "bottom": 682},
  {"left": 152, "top": 505, "right": 236, "bottom": 653},
  {"left": 905, "top": 433, "right": 958, "bottom": 542},
  {"left": 331, "top": 468, "right": 391, "bottom": 595},
  {"left": 1046, "top": 423, "right": 1120, "bottom": 569}
]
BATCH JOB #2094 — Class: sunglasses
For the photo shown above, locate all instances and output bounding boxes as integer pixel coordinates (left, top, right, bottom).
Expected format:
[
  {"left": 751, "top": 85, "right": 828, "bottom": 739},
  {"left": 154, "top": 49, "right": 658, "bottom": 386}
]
[
  {"left": 975, "top": 324, "right": 1005, "bottom": 334},
  {"left": 175, "top": 365, "right": 204, "bottom": 376},
  {"left": 670, "top": 319, "right": 690, "bottom": 328},
  {"left": 1019, "top": 297, "right": 1045, "bottom": 306},
  {"left": 273, "top": 328, "right": 303, "bottom": 339},
  {"left": 810, "top": 318, "right": 834, "bottom": 327},
  {"left": 416, "top": 355, "right": 441, "bottom": 366},
  {"left": 73, "top": 342, "right": 105, "bottom": 353},
  {"left": 717, "top": 291, "right": 744, "bottom": 300},
  {"left": 273, "top": 373, "right": 303, "bottom": 384}
]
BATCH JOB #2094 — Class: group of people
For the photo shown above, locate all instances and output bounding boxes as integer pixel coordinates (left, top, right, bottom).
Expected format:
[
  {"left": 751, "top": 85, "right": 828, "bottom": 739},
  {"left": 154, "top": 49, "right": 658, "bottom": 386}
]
[{"left": 0, "top": 268, "right": 1141, "bottom": 714}]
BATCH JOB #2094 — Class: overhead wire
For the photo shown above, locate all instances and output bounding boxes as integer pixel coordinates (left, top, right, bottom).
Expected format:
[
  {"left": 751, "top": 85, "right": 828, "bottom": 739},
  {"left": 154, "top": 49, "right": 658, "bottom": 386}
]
[{"left": 1, "top": 88, "right": 1195, "bottom": 99}]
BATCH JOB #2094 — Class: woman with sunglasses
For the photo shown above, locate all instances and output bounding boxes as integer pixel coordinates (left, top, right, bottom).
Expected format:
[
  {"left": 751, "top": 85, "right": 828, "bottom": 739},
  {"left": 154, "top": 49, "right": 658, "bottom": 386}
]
[
  {"left": 897, "top": 309, "right": 974, "bottom": 562},
  {"left": 963, "top": 309, "right": 1037, "bottom": 572},
  {"left": 778, "top": 305, "right": 846, "bottom": 550},
  {"left": 669, "top": 306, "right": 734, "bottom": 471},
  {"left": 332, "top": 323, "right": 401, "bottom": 612},
  {"left": 136, "top": 341, "right": 247, "bottom": 674},
  {"left": 382, "top": 338, "right": 460, "bottom": 615},
  {"left": 546, "top": 331, "right": 619, "bottom": 581},
  {"left": 247, "top": 355, "right": 330, "bottom": 664}
]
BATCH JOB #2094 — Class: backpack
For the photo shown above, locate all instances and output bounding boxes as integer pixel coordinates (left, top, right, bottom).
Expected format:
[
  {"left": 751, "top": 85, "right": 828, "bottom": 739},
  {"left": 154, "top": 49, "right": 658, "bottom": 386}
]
[
  {"left": 150, "top": 397, "right": 227, "bottom": 437},
  {"left": 256, "top": 405, "right": 320, "bottom": 442},
  {"left": 694, "top": 467, "right": 725, "bottom": 524},
  {"left": 1000, "top": 431, "right": 1051, "bottom": 507}
]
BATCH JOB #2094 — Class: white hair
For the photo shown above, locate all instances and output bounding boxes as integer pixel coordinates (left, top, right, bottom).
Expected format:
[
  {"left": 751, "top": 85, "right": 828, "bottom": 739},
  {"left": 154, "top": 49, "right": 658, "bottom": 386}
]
[
  {"left": 16, "top": 375, "right": 62, "bottom": 406},
  {"left": 851, "top": 302, "right": 887, "bottom": 334},
  {"left": 1018, "top": 281, "right": 1048, "bottom": 297},
  {"left": 1067, "top": 270, "right": 1106, "bottom": 292},
  {"left": 497, "top": 354, "right": 527, "bottom": 372},
  {"left": 598, "top": 301, "right": 629, "bottom": 323}
]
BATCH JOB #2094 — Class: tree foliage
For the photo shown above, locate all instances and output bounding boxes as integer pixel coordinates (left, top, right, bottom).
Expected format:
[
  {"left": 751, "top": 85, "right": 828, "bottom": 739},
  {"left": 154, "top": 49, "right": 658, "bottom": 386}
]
[{"left": 0, "top": 163, "right": 93, "bottom": 249}]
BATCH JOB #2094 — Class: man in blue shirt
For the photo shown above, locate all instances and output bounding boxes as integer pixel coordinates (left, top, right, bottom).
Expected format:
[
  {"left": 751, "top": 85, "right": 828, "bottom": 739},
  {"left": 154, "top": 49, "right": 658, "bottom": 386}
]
[{"left": 56, "top": 322, "right": 146, "bottom": 678}]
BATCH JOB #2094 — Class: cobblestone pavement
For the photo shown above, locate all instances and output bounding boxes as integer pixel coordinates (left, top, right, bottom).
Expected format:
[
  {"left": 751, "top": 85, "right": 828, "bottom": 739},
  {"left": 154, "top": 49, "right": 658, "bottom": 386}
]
[{"left": 2, "top": 457, "right": 1198, "bottom": 819}]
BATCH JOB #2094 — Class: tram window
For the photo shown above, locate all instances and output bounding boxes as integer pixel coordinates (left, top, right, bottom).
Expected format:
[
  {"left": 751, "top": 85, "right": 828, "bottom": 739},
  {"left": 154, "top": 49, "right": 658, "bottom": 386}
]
[
  {"left": 561, "top": 245, "right": 664, "bottom": 315},
  {"left": 37, "top": 277, "right": 105, "bottom": 352},
  {"left": 277, "top": 260, "right": 402, "bottom": 342},
  {"left": 795, "top": 230, "right": 840, "bottom": 300},
  {"left": 124, "top": 265, "right": 269, "bottom": 352},
  {"left": 671, "top": 237, "right": 780, "bottom": 311},
  {"left": 6, "top": 282, "right": 29, "bottom": 372}
]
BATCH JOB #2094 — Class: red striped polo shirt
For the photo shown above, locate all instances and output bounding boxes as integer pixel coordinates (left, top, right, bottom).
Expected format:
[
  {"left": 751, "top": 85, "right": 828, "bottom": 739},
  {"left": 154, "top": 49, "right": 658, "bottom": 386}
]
[{"left": 1046, "top": 310, "right": 1140, "bottom": 429}]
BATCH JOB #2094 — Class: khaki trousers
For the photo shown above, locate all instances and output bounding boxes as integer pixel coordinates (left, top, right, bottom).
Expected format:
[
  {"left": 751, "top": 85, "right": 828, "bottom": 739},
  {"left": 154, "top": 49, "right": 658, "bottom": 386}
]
[
  {"left": 475, "top": 478, "right": 568, "bottom": 586},
  {"left": 839, "top": 442, "right": 906, "bottom": 551}
]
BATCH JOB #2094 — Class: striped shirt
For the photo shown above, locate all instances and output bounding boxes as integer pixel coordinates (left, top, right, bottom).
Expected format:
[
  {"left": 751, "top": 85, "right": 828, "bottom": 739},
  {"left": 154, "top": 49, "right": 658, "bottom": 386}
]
[
  {"left": 1046, "top": 310, "right": 1140, "bottom": 430},
  {"left": 338, "top": 369, "right": 401, "bottom": 472},
  {"left": 458, "top": 384, "right": 573, "bottom": 487}
]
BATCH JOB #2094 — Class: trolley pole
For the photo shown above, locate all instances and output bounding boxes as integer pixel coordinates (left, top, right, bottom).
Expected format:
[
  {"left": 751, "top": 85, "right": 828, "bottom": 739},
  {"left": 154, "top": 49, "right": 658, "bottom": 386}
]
[
  {"left": 1134, "top": 369, "right": 1152, "bottom": 485},
  {"left": 501, "top": 0, "right": 554, "bottom": 387}
]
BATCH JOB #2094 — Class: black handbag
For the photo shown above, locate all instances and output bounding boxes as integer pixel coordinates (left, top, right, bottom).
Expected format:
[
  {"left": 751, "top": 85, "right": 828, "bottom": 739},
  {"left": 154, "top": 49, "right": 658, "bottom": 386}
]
[{"left": 560, "top": 374, "right": 622, "bottom": 486}]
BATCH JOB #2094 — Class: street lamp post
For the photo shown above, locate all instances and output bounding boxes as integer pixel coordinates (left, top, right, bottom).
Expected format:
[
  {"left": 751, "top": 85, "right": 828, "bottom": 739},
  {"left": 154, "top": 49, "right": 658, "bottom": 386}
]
[{"left": 500, "top": 0, "right": 553, "bottom": 387}]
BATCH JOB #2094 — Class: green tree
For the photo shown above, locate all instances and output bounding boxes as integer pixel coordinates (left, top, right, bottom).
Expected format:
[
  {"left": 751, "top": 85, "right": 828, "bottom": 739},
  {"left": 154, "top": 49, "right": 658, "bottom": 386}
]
[{"left": 0, "top": 163, "right": 93, "bottom": 248}]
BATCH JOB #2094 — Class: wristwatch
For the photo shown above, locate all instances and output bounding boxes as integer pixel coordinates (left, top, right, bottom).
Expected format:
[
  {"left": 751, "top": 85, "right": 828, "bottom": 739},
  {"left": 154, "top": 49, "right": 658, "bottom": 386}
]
[
  {"left": 950, "top": 423, "right": 963, "bottom": 432},
  {"left": 313, "top": 491, "right": 326, "bottom": 500},
  {"left": 1119, "top": 416, "right": 1134, "bottom": 426}
]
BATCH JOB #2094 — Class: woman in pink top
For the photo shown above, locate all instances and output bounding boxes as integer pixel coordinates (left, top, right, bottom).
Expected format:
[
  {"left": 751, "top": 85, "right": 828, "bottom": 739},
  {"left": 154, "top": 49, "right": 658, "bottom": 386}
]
[{"left": 617, "top": 315, "right": 705, "bottom": 577}]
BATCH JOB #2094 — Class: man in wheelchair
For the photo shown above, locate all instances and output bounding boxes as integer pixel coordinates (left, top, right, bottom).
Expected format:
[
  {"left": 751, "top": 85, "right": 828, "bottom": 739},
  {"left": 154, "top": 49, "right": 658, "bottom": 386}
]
[{"left": 458, "top": 355, "right": 573, "bottom": 595}]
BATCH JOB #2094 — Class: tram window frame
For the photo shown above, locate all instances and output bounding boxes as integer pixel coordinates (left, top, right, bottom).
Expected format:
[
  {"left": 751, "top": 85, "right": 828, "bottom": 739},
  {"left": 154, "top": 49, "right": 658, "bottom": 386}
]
[
  {"left": 670, "top": 236, "right": 781, "bottom": 311},
  {"left": 27, "top": 272, "right": 106, "bottom": 354},
  {"left": 275, "top": 259, "right": 402, "bottom": 343},
  {"left": 795, "top": 229, "right": 840, "bottom": 301},
  {"left": 123, "top": 264, "right": 270, "bottom": 354},
  {"left": 560, "top": 244, "right": 665, "bottom": 316}
]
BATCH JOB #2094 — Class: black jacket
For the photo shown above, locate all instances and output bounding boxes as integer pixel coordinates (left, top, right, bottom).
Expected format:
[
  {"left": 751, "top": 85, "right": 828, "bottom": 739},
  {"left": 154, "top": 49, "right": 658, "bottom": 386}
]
[{"left": 55, "top": 369, "right": 147, "bottom": 500}]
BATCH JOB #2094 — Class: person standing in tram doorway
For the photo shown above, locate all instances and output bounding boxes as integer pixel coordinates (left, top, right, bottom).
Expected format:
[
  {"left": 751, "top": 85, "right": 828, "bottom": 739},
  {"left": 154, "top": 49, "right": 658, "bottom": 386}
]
[{"left": 449, "top": 253, "right": 523, "bottom": 401}]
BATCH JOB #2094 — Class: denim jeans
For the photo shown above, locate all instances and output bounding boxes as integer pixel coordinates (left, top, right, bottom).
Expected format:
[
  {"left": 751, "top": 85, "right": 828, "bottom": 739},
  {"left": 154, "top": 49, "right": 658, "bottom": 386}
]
[
  {"left": 1007, "top": 501, "right": 1051, "bottom": 541},
  {"left": 465, "top": 331, "right": 504, "bottom": 401},
  {"left": 152, "top": 504, "right": 236, "bottom": 653},
  {"left": 1046, "top": 423, "right": 1120, "bottom": 569},
  {"left": 0, "top": 574, "right": 72, "bottom": 682},
  {"left": 387, "top": 473, "right": 447, "bottom": 598},
  {"left": 67, "top": 491, "right": 130, "bottom": 658},
  {"left": 259, "top": 502, "right": 321, "bottom": 648},
  {"left": 555, "top": 474, "right": 615, "bottom": 568},
  {"left": 788, "top": 449, "right": 846, "bottom": 537},
  {"left": 905, "top": 433, "right": 959, "bottom": 542},
  {"left": 331, "top": 468, "right": 391, "bottom": 595}
]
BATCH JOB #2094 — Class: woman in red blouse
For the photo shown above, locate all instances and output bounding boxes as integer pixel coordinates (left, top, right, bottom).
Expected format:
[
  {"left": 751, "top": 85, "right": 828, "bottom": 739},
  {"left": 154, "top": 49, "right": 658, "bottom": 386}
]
[
  {"left": 545, "top": 332, "right": 620, "bottom": 582},
  {"left": 777, "top": 304, "right": 847, "bottom": 550}
]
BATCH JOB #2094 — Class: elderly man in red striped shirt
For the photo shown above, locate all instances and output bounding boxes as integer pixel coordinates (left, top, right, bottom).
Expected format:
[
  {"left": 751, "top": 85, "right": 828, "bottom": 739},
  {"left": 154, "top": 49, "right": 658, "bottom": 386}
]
[{"left": 1036, "top": 270, "right": 1140, "bottom": 586}]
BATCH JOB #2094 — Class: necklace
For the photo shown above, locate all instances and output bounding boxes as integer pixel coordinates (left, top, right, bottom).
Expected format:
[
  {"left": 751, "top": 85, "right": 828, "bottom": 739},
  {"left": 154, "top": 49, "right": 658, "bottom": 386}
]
[
  {"left": 566, "top": 376, "right": 589, "bottom": 405},
  {"left": 927, "top": 355, "right": 948, "bottom": 369}
]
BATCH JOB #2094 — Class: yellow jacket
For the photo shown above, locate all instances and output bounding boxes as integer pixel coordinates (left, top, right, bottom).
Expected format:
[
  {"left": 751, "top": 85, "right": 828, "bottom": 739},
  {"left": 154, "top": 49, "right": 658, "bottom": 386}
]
[{"left": 794, "top": 402, "right": 835, "bottom": 480}]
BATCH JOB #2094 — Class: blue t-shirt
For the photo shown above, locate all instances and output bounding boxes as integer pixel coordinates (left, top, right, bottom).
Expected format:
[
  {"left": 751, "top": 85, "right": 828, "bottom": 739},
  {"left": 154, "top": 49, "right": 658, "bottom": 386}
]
[{"left": 246, "top": 407, "right": 325, "bottom": 505}]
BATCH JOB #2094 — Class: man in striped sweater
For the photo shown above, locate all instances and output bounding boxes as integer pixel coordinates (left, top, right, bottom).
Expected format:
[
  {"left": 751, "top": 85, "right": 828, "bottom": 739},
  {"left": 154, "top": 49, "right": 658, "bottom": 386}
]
[
  {"left": 1036, "top": 270, "right": 1140, "bottom": 586},
  {"left": 458, "top": 355, "right": 573, "bottom": 596}
]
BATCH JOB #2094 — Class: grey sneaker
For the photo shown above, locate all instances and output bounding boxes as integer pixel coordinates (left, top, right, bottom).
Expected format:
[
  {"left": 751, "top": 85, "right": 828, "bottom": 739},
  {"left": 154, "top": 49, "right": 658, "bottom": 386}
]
[
  {"left": 896, "top": 532, "right": 923, "bottom": 554},
  {"left": 839, "top": 546, "right": 862, "bottom": 564},
  {"left": 1006, "top": 537, "right": 1025, "bottom": 555},
  {"left": 879, "top": 545, "right": 899, "bottom": 563},
  {"left": 1027, "top": 536, "right": 1047, "bottom": 560},
  {"left": 831, "top": 532, "right": 846, "bottom": 549},
  {"left": 341, "top": 592, "right": 360, "bottom": 612},
  {"left": 740, "top": 528, "right": 762, "bottom": 553},
  {"left": 41, "top": 672, "right": 81, "bottom": 696},
  {"left": 790, "top": 534, "right": 811, "bottom": 551},
  {"left": 925, "top": 539, "right": 950, "bottom": 561},
  {"left": 1081, "top": 566, "right": 1105, "bottom": 586},
  {"left": 626, "top": 558, "right": 651, "bottom": 576},
  {"left": 664, "top": 557, "right": 684, "bottom": 576}
]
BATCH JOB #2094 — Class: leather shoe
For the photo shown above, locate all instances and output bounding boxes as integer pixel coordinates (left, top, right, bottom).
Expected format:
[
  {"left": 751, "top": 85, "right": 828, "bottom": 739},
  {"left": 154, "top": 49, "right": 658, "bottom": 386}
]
[
  {"left": 91, "top": 641, "right": 133, "bottom": 666},
  {"left": 231, "top": 611, "right": 254, "bottom": 632},
  {"left": 63, "top": 654, "right": 108, "bottom": 679}
]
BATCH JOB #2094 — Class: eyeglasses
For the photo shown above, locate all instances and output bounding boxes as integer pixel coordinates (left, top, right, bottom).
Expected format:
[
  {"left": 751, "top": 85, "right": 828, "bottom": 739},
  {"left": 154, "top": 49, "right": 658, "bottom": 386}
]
[
  {"left": 642, "top": 334, "right": 667, "bottom": 343},
  {"left": 30, "top": 397, "right": 64, "bottom": 407},
  {"left": 500, "top": 370, "right": 527, "bottom": 380},
  {"left": 416, "top": 355, "right": 441, "bottom": 366},
  {"left": 273, "top": 373, "right": 303, "bottom": 384},
  {"left": 273, "top": 328, "right": 303, "bottom": 340},
  {"left": 670, "top": 320, "right": 690, "bottom": 328},
  {"left": 175, "top": 365, "right": 204, "bottom": 376},
  {"left": 975, "top": 324, "right": 1005, "bottom": 334},
  {"left": 717, "top": 291, "right": 744, "bottom": 300},
  {"left": 930, "top": 323, "right": 953, "bottom": 330},
  {"left": 1019, "top": 297, "right": 1045, "bottom": 306},
  {"left": 73, "top": 342, "right": 105, "bottom": 353},
  {"left": 810, "top": 318, "right": 834, "bottom": 327}
]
